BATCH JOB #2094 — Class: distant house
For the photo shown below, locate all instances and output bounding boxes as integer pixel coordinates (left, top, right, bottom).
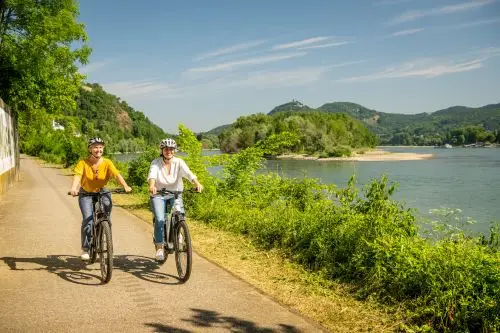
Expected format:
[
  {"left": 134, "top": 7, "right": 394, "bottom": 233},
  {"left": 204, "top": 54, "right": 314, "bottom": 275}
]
[{"left": 52, "top": 120, "right": 65, "bottom": 131}]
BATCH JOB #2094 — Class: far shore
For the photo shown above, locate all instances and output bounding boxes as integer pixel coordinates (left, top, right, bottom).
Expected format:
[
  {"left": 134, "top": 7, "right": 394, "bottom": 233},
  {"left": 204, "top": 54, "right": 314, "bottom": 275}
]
[{"left": 276, "top": 149, "right": 434, "bottom": 162}]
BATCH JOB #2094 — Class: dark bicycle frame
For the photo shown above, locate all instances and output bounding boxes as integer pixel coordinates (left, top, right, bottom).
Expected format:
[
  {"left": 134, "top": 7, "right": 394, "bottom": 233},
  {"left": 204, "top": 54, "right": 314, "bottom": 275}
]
[
  {"left": 153, "top": 188, "right": 193, "bottom": 282},
  {"left": 69, "top": 188, "right": 123, "bottom": 283}
]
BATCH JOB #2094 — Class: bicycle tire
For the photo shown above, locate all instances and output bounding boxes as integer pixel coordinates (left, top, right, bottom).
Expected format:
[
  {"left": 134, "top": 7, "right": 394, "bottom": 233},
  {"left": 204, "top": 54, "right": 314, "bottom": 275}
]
[
  {"left": 99, "top": 221, "right": 113, "bottom": 283},
  {"left": 174, "top": 217, "right": 192, "bottom": 282}
]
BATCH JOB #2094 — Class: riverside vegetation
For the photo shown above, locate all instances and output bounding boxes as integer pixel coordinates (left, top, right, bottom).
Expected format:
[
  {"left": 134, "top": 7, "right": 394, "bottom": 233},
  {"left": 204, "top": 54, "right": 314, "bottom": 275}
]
[{"left": 120, "top": 125, "right": 499, "bottom": 333}]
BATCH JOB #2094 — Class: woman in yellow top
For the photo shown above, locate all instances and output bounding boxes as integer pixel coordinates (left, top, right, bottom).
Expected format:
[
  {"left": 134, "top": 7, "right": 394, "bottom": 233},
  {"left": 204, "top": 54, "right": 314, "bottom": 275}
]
[{"left": 69, "top": 137, "right": 132, "bottom": 260}]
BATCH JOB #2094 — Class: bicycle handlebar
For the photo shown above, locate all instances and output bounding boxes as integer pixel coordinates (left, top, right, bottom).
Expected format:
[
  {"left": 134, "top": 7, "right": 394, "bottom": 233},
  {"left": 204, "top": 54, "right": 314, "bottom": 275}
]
[
  {"left": 157, "top": 188, "right": 200, "bottom": 195},
  {"left": 67, "top": 188, "right": 130, "bottom": 196}
]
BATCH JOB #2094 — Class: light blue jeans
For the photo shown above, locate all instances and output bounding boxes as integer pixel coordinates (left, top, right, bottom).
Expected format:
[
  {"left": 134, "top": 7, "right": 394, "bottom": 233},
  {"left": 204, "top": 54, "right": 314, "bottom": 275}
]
[
  {"left": 78, "top": 188, "right": 112, "bottom": 251},
  {"left": 150, "top": 193, "right": 184, "bottom": 245}
]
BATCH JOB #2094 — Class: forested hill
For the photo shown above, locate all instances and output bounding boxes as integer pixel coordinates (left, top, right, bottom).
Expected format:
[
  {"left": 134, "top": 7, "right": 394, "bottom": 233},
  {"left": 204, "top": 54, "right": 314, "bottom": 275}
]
[
  {"left": 267, "top": 100, "right": 500, "bottom": 145},
  {"left": 61, "top": 83, "right": 171, "bottom": 153},
  {"left": 217, "top": 111, "right": 377, "bottom": 156}
]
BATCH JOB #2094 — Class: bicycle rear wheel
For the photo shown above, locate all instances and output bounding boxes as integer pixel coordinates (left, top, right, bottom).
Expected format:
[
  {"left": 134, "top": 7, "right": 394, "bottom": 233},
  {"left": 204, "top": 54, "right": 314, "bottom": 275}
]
[
  {"left": 99, "top": 221, "right": 113, "bottom": 283},
  {"left": 174, "top": 217, "right": 192, "bottom": 282}
]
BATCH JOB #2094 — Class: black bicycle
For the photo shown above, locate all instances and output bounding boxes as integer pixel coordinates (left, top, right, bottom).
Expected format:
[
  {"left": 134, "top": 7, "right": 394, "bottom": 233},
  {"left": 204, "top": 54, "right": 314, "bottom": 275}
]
[
  {"left": 152, "top": 188, "right": 193, "bottom": 283},
  {"left": 68, "top": 188, "right": 124, "bottom": 283}
]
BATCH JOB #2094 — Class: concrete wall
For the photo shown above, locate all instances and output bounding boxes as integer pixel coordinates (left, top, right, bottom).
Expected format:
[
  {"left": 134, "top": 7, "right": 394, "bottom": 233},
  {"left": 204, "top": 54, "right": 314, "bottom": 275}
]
[{"left": 0, "top": 98, "right": 20, "bottom": 195}]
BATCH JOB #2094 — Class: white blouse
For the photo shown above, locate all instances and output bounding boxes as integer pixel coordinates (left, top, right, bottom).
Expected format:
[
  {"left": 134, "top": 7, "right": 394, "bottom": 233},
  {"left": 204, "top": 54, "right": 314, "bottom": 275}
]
[{"left": 147, "top": 156, "right": 197, "bottom": 191}]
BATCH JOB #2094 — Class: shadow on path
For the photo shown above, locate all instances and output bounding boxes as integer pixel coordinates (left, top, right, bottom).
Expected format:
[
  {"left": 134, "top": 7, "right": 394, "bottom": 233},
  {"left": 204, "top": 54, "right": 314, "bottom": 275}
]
[
  {"left": 145, "top": 308, "right": 304, "bottom": 332},
  {"left": 114, "top": 254, "right": 181, "bottom": 285},
  {"left": 1, "top": 254, "right": 180, "bottom": 286}
]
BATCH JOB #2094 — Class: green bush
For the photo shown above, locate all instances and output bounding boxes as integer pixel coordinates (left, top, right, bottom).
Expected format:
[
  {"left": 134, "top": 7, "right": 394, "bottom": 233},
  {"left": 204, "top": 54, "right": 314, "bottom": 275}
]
[
  {"left": 326, "top": 146, "right": 352, "bottom": 157},
  {"left": 127, "top": 147, "right": 158, "bottom": 190}
]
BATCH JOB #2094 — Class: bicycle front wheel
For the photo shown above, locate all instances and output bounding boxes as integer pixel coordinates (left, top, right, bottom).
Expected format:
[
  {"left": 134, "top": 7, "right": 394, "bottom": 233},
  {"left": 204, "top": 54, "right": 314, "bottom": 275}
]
[
  {"left": 99, "top": 221, "right": 113, "bottom": 283},
  {"left": 174, "top": 218, "right": 192, "bottom": 283}
]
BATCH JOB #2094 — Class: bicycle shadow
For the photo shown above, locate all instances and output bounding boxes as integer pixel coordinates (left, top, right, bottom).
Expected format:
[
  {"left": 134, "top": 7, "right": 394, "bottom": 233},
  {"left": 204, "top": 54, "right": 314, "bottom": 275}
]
[
  {"left": 145, "top": 308, "right": 305, "bottom": 332},
  {"left": 0, "top": 254, "right": 181, "bottom": 286},
  {"left": 1, "top": 255, "right": 102, "bottom": 285},
  {"left": 114, "top": 254, "right": 181, "bottom": 285}
]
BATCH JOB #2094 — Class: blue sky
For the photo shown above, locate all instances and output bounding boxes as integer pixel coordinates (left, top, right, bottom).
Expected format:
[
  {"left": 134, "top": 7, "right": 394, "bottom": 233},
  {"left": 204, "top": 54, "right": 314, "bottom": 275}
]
[{"left": 78, "top": 0, "right": 500, "bottom": 134}]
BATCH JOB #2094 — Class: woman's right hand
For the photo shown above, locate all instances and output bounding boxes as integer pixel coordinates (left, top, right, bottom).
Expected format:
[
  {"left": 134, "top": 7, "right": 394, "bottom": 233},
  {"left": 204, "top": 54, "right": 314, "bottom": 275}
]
[
  {"left": 69, "top": 188, "right": 79, "bottom": 196},
  {"left": 149, "top": 184, "right": 157, "bottom": 195}
]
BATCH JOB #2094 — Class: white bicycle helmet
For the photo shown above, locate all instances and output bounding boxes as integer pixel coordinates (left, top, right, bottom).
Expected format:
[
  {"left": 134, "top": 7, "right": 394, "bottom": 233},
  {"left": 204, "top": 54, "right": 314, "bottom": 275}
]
[
  {"left": 159, "top": 138, "right": 177, "bottom": 150},
  {"left": 88, "top": 137, "right": 105, "bottom": 148}
]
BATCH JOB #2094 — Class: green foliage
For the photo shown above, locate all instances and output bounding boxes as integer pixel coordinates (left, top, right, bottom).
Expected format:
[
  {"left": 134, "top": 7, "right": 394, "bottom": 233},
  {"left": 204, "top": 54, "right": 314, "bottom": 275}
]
[
  {"left": 16, "top": 81, "right": 171, "bottom": 166},
  {"left": 208, "top": 100, "right": 500, "bottom": 146},
  {"left": 61, "top": 134, "right": 86, "bottom": 167},
  {"left": 220, "top": 147, "right": 265, "bottom": 195},
  {"left": 268, "top": 100, "right": 315, "bottom": 115},
  {"left": 218, "top": 111, "right": 376, "bottom": 154},
  {"left": 127, "top": 147, "right": 158, "bottom": 190},
  {"left": 255, "top": 131, "right": 300, "bottom": 156},
  {"left": 70, "top": 83, "right": 169, "bottom": 152},
  {"left": 325, "top": 145, "right": 352, "bottom": 157},
  {"left": 317, "top": 101, "right": 500, "bottom": 145},
  {"left": 176, "top": 124, "right": 215, "bottom": 194},
  {"left": 0, "top": 0, "right": 90, "bottom": 119}
]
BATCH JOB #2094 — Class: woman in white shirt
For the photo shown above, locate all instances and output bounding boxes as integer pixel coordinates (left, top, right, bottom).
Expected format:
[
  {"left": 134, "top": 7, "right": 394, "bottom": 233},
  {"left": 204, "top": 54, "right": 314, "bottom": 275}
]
[{"left": 147, "top": 138, "right": 203, "bottom": 261}]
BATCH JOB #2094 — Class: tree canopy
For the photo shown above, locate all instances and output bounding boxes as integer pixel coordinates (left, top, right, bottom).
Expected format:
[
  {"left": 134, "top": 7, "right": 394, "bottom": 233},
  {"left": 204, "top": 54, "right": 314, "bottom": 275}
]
[
  {"left": 0, "top": 0, "right": 90, "bottom": 159},
  {"left": 218, "top": 111, "right": 377, "bottom": 157}
]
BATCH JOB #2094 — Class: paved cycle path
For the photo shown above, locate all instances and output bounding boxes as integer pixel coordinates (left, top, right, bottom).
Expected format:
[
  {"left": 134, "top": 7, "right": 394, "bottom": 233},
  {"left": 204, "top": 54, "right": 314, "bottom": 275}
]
[{"left": 0, "top": 156, "right": 325, "bottom": 333}]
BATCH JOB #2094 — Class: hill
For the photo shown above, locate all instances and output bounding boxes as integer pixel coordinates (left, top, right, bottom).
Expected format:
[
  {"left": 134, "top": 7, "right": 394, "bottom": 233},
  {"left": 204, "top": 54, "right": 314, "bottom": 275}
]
[
  {"left": 61, "top": 83, "right": 172, "bottom": 153},
  {"left": 268, "top": 100, "right": 316, "bottom": 115},
  {"left": 217, "top": 111, "right": 377, "bottom": 156},
  {"left": 266, "top": 100, "right": 500, "bottom": 145}
]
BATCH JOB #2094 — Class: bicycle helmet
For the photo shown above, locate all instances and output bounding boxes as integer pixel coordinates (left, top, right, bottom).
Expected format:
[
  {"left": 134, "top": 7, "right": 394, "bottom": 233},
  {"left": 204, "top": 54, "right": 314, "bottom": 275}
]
[
  {"left": 159, "top": 138, "right": 177, "bottom": 150},
  {"left": 88, "top": 137, "right": 105, "bottom": 148}
]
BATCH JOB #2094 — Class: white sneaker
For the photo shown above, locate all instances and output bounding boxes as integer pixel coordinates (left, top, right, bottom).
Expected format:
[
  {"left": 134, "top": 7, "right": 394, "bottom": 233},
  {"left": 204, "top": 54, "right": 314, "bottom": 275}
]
[
  {"left": 81, "top": 251, "right": 90, "bottom": 261},
  {"left": 155, "top": 248, "right": 165, "bottom": 261}
]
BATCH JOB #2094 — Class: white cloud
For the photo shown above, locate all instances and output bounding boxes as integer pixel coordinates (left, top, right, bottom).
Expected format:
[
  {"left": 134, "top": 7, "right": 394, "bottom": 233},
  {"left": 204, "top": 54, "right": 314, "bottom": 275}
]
[
  {"left": 218, "top": 67, "right": 331, "bottom": 89},
  {"left": 79, "top": 60, "right": 112, "bottom": 74},
  {"left": 374, "top": 0, "right": 412, "bottom": 5},
  {"left": 446, "top": 16, "right": 500, "bottom": 29},
  {"left": 392, "top": 0, "right": 495, "bottom": 24},
  {"left": 338, "top": 58, "right": 486, "bottom": 82},
  {"left": 298, "top": 41, "right": 352, "bottom": 49},
  {"left": 186, "top": 52, "right": 307, "bottom": 73},
  {"left": 190, "top": 60, "right": 365, "bottom": 91},
  {"left": 391, "top": 28, "right": 424, "bottom": 36},
  {"left": 193, "top": 40, "right": 267, "bottom": 61},
  {"left": 102, "top": 80, "right": 180, "bottom": 100},
  {"left": 477, "top": 46, "right": 500, "bottom": 57},
  {"left": 272, "top": 37, "right": 330, "bottom": 50}
]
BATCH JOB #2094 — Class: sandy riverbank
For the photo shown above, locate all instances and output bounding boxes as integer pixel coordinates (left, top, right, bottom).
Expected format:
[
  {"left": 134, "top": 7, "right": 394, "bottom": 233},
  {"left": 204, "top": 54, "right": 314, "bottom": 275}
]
[{"left": 276, "top": 149, "right": 434, "bottom": 162}]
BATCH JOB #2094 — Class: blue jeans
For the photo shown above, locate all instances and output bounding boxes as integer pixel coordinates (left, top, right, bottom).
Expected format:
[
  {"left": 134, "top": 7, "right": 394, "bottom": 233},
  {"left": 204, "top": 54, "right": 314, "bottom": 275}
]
[
  {"left": 79, "top": 189, "right": 112, "bottom": 251},
  {"left": 150, "top": 193, "right": 184, "bottom": 245}
]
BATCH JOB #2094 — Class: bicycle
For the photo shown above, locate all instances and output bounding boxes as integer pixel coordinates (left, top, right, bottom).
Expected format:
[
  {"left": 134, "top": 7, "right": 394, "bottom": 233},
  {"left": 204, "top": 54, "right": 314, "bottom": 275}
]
[
  {"left": 152, "top": 188, "right": 193, "bottom": 283},
  {"left": 68, "top": 188, "right": 125, "bottom": 283}
]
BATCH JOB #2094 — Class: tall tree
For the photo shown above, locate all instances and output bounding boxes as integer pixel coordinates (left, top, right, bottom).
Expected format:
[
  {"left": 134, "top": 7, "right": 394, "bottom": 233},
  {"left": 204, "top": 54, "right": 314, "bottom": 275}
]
[{"left": 0, "top": 0, "right": 90, "bottom": 141}]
